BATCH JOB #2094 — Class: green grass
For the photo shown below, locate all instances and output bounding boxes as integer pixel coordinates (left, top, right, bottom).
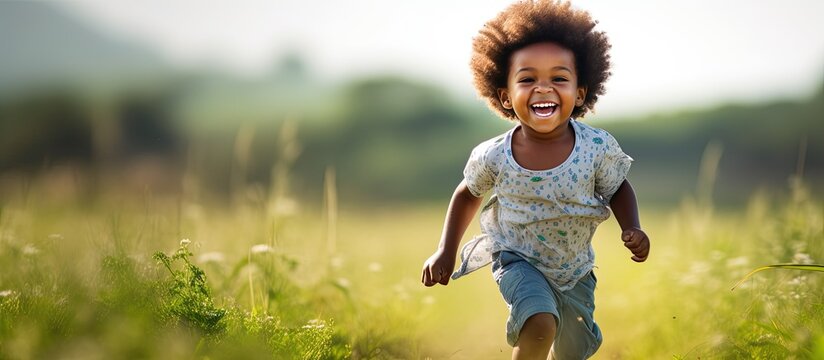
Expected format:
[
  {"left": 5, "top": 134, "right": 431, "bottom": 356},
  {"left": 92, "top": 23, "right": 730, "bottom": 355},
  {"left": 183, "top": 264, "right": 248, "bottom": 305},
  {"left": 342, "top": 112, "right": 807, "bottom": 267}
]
[{"left": 0, "top": 180, "right": 821, "bottom": 359}]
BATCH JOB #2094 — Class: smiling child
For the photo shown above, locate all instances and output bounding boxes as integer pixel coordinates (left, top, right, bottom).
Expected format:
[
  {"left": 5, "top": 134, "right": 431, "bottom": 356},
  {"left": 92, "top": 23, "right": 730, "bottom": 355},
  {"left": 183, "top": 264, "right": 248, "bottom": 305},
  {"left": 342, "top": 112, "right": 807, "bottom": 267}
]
[{"left": 421, "top": 1, "right": 651, "bottom": 359}]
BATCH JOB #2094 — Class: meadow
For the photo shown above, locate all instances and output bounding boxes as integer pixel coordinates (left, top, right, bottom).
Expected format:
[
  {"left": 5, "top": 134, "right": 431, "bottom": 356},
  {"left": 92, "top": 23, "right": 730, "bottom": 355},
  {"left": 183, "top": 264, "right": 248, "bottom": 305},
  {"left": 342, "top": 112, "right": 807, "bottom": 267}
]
[
  {"left": 1, "top": 4, "right": 822, "bottom": 357},
  {"left": 0, "top": 170, "right": 821, "bottom": 359}
]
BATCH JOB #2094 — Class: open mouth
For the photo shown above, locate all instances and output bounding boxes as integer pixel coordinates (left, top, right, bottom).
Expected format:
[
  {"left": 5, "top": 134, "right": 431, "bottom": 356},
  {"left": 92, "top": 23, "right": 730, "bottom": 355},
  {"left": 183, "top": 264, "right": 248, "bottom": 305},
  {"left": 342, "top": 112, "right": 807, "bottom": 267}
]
[{"left": 531, "top": 102, "right": 557, "bottom": 117}]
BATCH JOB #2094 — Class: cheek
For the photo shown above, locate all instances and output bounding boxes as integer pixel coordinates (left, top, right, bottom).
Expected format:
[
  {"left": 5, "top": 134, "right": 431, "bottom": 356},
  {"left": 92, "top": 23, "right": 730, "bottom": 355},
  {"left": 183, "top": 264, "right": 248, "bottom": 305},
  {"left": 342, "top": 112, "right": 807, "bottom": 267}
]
[{"left": 515, "top": 88, "right": 532, "bottom": 102}]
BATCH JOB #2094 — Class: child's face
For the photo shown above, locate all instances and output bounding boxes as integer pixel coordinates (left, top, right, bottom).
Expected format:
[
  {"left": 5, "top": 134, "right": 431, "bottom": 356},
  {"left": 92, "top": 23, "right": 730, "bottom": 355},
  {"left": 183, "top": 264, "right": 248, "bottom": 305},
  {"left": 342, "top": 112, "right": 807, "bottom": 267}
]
[{"left": 497, "top": 42, "right": 586, "bottom": 135}]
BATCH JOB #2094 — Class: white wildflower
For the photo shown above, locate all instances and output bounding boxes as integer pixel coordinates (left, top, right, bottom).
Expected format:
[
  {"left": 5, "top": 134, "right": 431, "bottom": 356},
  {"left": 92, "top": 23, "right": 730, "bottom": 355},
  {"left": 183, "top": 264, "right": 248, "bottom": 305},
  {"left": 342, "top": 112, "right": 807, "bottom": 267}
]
[
  {"left": 330, "top": 256, "right": 344, "bottom": 268},
  {"left": 710, "top": 334, "right": 726, "bottom": 347},
  {"left": 792, "top": 252, "right": 814, "bottom": 264},
  {"left": 271, "top": 198, "right": 298, "bottom": 216},
  {"left": 198, "top": 252, "right": 226, "bottom": 264},
  {"left": 726, "top": 256, "right": 749, "bottom": 268},
  {"left": 336, "top": 278, "right": 351, "bottom": 288},
  {"left": 22, "top": 244, "right": 39, "bottom": 255},
  {"left": 47, "top": 234, "right": 63, "bottom": 240},
  {"left": 422, "top": 295, "right": 435, "bottom": 305},
  {"left": 680, "top": 261, "right": 710, "bottom": 286},
  {"left": 788, "top": 275, "right": 807, "bottom": 286},
  {"left": 184, "top": 204, "right": 203, "bottom": 220},
  {"left": 0, "top": 290, "right": 15, "bottom": 297},
  {"left": 180, "top": 238, "right": 191, "bottom": 246},
  {"left": 368, "top": 262, "right": 383, "bottom": 272},
  {"left": 302, "top": 319, "right": 326, "bottom": 329},
  {"left": 251, "top": 244, "right": 273, "bottom": 254},
  {"left": 394, "top": 285, "right": 409, "bottom": 301},
  {"left": 689, "top": 261, "right": 711, "bottom": 274},
  {"left": 128, "top": 253, "right": 147, "bottom": 263}
]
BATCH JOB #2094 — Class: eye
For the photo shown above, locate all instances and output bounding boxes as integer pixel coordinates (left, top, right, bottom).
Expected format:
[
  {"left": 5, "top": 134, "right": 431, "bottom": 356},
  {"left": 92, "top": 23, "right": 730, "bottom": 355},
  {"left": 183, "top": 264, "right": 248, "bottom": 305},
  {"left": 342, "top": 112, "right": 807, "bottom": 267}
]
[
  {"left": 553, "top": 77, "right": 568, "bottom": 82},
  {"left": 517, "top": 77, "right": 534, "bottom": 83}
]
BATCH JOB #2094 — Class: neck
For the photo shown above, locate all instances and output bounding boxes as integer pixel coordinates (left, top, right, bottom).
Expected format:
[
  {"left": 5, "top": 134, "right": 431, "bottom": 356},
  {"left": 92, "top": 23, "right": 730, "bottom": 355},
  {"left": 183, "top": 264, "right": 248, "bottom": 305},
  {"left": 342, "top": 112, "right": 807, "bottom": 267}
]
[{"left": 518, "top": 119, "right": 573, "bottom": 144}]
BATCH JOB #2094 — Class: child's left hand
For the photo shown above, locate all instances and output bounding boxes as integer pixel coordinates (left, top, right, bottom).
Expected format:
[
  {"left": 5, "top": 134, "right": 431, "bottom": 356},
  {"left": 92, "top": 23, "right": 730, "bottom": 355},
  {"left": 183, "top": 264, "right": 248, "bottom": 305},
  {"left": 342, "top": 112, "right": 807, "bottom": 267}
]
[{"left": 621, "top": 227, "right": 650, "bottom": 262}]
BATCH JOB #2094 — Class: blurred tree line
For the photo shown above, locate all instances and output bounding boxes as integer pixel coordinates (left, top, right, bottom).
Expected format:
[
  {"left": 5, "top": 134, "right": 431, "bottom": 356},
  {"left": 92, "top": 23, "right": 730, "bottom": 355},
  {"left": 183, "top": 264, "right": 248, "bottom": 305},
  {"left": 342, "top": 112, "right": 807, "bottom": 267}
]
[
  {"left": 0, "top": 61, "right": 508, "bottom": 206},
  {"left": 608, "top": 83, "right": 824, "bottom": 205},
  {"left": 1, "top": 58, "right": 822, "bottom": 207},
  {"left": 2, "top": 2, "right": 821, "bottom": 208}
]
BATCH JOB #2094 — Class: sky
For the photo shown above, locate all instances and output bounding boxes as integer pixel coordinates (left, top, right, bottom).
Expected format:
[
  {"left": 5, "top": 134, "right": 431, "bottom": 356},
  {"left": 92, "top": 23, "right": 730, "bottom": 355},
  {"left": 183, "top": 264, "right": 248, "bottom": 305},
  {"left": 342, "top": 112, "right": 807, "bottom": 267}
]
[{"left": 61, "top": 0, "right": 824, "bottom": 117}]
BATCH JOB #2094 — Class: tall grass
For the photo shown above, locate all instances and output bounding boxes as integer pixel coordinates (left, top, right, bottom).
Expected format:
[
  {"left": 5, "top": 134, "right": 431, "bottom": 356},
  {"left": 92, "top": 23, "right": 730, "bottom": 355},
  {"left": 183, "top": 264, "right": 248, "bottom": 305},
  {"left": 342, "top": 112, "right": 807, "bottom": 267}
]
[
  {"left": 0, "top": 121, "right": 430, "bottom": 359},
  {"left": 0, "top": 133, "right": 821, "bottom": 358},
  {"left": 588, "top": 141, "right": 823, "bottom": 359},
  {"left": 0, "top": 181, "right": 820, "bottom": 358},
  {"left": 626, "top": 182, "right": 822, "bottom": 359}
]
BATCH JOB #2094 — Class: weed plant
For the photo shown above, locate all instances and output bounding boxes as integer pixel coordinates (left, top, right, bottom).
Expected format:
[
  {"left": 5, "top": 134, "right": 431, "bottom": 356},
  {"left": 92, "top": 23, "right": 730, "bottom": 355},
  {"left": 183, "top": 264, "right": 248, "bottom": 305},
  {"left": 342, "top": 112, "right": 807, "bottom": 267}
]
[{"left": 0, "top": 194, "right": 425, "bottom": 358}]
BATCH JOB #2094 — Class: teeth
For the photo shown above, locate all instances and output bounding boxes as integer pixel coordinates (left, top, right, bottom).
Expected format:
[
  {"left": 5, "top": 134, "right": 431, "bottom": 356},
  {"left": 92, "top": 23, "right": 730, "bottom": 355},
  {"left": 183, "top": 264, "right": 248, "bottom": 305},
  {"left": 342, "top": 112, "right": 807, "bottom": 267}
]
[{"left": 531, "top": 103, "right": 557, "bottom": 108}]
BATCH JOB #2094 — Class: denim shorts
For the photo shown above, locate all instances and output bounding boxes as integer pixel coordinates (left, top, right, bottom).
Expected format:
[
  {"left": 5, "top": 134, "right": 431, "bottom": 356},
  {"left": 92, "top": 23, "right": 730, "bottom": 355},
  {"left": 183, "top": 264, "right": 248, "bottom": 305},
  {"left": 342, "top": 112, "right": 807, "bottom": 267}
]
[{"left": 492, "top": 251, "right": 603, "bottom": 359}]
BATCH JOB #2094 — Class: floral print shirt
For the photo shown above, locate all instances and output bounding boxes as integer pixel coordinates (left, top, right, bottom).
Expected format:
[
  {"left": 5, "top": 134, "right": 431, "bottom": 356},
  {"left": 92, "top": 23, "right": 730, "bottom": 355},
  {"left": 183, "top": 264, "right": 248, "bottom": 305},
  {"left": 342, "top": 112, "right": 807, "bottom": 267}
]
[{"left": 452, "top": 120, "right": 632, "bottom": 291}]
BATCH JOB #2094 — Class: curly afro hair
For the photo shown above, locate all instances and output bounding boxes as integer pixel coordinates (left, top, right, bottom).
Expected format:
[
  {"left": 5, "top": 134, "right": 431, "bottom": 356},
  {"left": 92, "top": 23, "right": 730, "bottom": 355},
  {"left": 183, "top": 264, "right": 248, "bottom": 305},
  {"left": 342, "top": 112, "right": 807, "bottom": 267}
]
[{"left": 470, "top": 0, "right": 611, "bottom": 120}]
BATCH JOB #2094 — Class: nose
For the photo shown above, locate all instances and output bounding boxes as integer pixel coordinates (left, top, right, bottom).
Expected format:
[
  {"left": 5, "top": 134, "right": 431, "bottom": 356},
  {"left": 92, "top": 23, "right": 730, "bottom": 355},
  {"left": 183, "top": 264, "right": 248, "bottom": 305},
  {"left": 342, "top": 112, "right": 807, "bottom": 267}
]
[{"left": 535, "top": 81, "right": 553, "bottom": 93}]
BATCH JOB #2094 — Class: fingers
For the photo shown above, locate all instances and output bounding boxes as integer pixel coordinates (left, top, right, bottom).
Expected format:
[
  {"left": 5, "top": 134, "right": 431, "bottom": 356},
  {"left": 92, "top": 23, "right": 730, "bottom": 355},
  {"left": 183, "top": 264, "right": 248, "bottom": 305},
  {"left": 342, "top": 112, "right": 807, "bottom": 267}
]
[
  {"left": 439, "top": 268, "right": 450, "bottom": 285},
  {"left": 625, "top": 242, "right": 649, "bottom": 261},
  {"left": 622, "top": 229, "right": 642, "bottom": 247},
  {"left": 624, "top": 237, "right": 649, "bottom": 254},
  {"left": 422, "top": 264, "right": 447, "bottom": 287},
  {"left": 622, "top": 229, "right": 650, "bottom": 262},
  {"left": 422, "top": 266, "right": 436, "bottom": 287},
  {"left": 421, "top": 265, "right": 431, "bottom": 286},
  {"left": 422, "top": 252, "right": 454, "bottom": 287}
]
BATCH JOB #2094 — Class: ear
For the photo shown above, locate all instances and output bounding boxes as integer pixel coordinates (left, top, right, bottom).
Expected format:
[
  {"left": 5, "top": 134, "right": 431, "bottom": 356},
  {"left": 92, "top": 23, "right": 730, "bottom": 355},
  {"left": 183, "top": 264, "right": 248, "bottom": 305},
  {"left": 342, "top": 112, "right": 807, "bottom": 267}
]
[
  {"left": 575, "top": 86, "right": 587, "bottom": 107},
  {"left": 497, "top": 88, "right": 512, "bottom": 109}
]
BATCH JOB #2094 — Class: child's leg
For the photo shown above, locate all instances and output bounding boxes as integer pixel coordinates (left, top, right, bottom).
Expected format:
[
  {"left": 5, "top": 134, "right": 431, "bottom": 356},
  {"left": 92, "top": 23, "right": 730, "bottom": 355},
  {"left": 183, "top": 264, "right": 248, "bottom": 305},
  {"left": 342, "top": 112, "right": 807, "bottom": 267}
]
[
  {"left": 513, "top": 312, "right": 556, "bottom": 359},
  {"left": 492, "top": 252, "right": 561, "bottom": 359},
  {"left": 550, "top": 271, "right": 603, "bottom": 360}
]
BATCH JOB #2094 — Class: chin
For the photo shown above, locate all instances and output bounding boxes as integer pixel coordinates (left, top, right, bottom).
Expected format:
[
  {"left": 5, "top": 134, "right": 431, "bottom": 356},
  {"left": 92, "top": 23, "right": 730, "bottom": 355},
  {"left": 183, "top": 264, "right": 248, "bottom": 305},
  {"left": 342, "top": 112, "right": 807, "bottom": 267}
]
[{"left": 530, "top": 117, "right": 566, "bottom": 130}]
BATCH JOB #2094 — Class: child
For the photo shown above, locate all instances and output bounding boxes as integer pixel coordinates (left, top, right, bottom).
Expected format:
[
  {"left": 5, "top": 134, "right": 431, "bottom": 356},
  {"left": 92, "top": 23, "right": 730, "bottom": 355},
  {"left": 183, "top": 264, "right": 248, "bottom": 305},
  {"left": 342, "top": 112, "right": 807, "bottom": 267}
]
[{"left": 421, "top": 1, "right": 650, "bottom": 359}]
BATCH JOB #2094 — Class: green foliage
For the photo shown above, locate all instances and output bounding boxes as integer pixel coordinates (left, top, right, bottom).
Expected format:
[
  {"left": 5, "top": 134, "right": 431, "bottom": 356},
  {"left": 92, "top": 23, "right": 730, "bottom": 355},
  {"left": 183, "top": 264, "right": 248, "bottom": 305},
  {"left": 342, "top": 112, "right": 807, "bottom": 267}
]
[
  {"left": 611, "top": 181, "right": 824, "bottom": 359},
  {"left": 149, "top": 241, "right": 354, "bottom": 358},
  {"left": 603, "top": 96, "right": 824, "bottom": 205},
  {"left": 153, "top": 241, "right": 227, "bottom": 337},
  {"left": 242, "top": 315, "right": 344, "bottom": 359}
]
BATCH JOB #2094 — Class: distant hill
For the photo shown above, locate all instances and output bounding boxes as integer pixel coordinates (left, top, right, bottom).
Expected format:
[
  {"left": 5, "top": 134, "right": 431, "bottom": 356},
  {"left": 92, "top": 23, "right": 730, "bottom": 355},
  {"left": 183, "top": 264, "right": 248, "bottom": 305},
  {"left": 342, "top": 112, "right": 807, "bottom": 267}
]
[{"left": 0, "top": 2, "right": 169, "bottom": 97}]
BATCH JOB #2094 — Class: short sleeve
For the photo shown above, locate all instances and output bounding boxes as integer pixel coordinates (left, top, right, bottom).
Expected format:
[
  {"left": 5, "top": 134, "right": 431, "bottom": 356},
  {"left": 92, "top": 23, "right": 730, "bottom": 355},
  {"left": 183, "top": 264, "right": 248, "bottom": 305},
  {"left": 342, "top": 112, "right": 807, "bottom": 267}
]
[
  {"left": 594, "top": 132, "right": 633, "bottom": 203},
  {"left": 463, "top": 144, "right": 495, "bottom": 197}
]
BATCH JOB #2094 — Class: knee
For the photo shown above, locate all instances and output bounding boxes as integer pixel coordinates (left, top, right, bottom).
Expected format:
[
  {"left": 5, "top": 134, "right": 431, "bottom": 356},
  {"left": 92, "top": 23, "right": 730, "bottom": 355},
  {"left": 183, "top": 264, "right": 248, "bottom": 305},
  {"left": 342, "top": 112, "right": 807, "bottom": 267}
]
[{"left": 520, "top": 313, "right": 557, "bottom": 343}]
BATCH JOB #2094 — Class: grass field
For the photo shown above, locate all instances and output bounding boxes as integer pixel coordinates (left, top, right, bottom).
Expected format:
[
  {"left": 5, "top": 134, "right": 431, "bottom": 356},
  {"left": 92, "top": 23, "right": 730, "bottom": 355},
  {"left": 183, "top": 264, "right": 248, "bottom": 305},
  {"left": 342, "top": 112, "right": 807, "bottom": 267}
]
[{"left": 0, "top": 178, "right": 822, "bottom": 359}]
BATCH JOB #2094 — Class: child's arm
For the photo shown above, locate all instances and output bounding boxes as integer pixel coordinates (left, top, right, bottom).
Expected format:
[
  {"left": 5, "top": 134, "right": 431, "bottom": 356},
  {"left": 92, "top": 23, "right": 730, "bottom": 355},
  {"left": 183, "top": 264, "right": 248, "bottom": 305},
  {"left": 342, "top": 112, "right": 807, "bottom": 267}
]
[
  {"left": 422, "top": 180, "right": 484, "bottom": 286},
  {"left": 609, "top": 179, "right": 650, "bottom": 262}
]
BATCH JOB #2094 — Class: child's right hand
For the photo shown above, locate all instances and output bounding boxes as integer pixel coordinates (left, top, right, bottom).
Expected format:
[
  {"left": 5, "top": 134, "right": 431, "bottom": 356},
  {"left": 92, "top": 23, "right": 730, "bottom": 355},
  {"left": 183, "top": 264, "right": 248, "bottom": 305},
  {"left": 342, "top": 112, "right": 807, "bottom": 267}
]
[{"left": 421, "top": 250, "right": 456, "bottom": 287}]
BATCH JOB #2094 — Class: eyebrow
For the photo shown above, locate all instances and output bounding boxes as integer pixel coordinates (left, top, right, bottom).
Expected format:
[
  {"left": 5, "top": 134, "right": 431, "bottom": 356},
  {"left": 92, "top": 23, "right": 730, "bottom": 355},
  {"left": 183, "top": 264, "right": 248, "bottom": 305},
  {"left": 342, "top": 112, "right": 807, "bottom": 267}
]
[{"left": 515, "top": 66, "right": 573, "bottom": 74}]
